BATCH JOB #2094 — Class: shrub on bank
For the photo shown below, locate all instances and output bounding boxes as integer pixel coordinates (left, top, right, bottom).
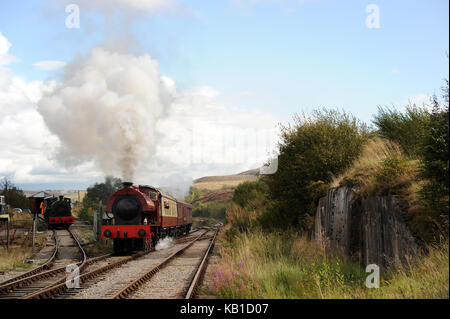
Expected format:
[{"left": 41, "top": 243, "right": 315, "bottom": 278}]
[{"left": 262, "top": 108, "right": 368, "bottom": 231}]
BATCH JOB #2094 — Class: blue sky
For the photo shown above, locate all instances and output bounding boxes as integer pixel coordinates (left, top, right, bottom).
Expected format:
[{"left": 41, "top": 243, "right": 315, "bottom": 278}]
[
  {"left": 0, "top": 0, "right": 448, "bottom": 190},
  {"left": 1, "top": 0, "right": 448, "bottom": 122}
]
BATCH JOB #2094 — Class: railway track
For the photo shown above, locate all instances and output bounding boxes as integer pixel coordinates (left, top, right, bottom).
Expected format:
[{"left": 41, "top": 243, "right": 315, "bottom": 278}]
[
  {"left": 111, "top": 227, "right": 219, "bottom": 299},
  {"left": 22, "top": 229, "right": 207, "bottom": 299},
  {"left": 0, "top": 227, "right": 87, "bottom": 299},
  {"left": 0, "top": 228, "right": 58, "bottom": 287},
  {"left": 1, "top": 227, "right": 217, "bottom": 299}
]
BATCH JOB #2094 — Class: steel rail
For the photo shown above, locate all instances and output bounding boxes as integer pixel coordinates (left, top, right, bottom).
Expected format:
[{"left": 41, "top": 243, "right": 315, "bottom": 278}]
[
  {"left": 184, "top": 227, "right": 219, "bottom": 299},
  {"left": 0, "top": 228, "right": 58, "bottom": 288},
  {"left": 25, "top": 249, "right": 151, "bottom": 299},
  {"left": 21, "top": 227, "right": 87, "bottom": 299},
  {"left": 112, "top": 229, "right": 212, "bottom": 299},
  {"left": 23, "top": 229, "right": 210, "bottom": 299},
  {"left": 0, "top": 227, "right": 91, "bottom": 298}
]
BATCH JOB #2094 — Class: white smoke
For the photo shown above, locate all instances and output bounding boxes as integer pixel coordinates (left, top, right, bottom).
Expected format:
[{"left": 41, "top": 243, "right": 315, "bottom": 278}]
[
  {"left": 155, "top": 236, "right": 174, "bottom": 250},
  {"left": 38, "top": 48, "right": 176, "bottom": 181},
  {"left": 158, "top": 173, "right": 194, "bottom": 199}
]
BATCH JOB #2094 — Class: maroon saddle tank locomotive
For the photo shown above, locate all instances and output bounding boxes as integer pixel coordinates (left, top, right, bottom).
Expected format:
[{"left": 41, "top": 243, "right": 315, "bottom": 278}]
[{"left": 101, "top": 182, "right": 192, "bottom": 254}]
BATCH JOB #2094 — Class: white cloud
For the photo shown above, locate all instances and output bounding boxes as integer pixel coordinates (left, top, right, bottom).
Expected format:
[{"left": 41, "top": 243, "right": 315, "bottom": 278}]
[
  {"left": 0, "top": 35, "right": 104, "bottom": 186},
  {"left": 33, "top": 60, "right": 67, "bottom": 71},
  {"left": 237, "top": 90, "right": 257, "bottom": 97},
  {"left": 0, "top": 32, "right": 20, "bottom": 65},
  {"left": 0, "top": 33, "right": 11, "bottom": 55},
  {"left": 36, "top": 48, "right": 279, "bottom": 191},
  {"left": 0, "top": 41, "right": 279, "bottom": 191},
  {"left": 391, "top": 69, "right": 400, "bottom": 74}
]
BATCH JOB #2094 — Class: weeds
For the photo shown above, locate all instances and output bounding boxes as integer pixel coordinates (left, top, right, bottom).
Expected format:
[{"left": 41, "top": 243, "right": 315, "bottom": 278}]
[{"left": 211, "top": 230, "right": 448, "bottom": 299}]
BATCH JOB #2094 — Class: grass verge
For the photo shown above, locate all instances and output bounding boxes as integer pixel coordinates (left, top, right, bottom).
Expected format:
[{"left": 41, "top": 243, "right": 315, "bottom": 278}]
[{"left": 209, "top": 230, "right": 448, "bottom": 299}]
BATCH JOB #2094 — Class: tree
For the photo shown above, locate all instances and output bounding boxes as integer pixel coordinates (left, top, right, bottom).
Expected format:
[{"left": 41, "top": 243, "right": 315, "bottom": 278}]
[
  {"left": 79, "top": 176, "right": 122, "bottom": 223},
  {"left": 0, "top": 177, "right": 29, "bottom": 209}
]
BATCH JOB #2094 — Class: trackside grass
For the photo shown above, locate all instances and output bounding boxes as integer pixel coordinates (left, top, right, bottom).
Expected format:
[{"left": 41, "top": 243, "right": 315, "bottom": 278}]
[{"left": 210, "top": 230, "right": 448, "bottom": 299}]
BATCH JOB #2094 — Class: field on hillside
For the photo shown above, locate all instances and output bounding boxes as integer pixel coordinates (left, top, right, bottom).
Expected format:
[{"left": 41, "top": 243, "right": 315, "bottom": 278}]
[{"left": 193, "top": 174, "right": 258, "bottom": 191}]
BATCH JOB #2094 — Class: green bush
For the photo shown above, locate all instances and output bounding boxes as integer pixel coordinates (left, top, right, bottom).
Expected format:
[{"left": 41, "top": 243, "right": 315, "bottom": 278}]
[
  {"left": 417, "top": 82, "right": 449, "bottom": 239},
  {"left": 232, "top": 180, "right": 268, "bottom": 208},
  {"left": 373, "top": 104, "right": 430, "bottom": 157},
  {"left": 262, "top": 108, "right": 368, "bottom": 230},
  {"left": 371, "top": 153, "right": 417, "bottom": 196},
  {"left": 193, "top": 202, "right": 227, "bottom": 220}
]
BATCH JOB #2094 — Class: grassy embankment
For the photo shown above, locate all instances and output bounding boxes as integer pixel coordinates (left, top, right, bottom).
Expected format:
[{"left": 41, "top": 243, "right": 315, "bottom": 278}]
[
  {"left": 209, "top": 114, "right": 448, "bottom": 299},
  {"left": 211, "top": 230, "right": 448, "bottom": 299}
]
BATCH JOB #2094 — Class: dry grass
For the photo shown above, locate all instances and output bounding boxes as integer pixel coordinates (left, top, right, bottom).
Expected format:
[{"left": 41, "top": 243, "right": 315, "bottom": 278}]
[
  {"left": 0, "top": 233, "right": 46, "bottom": 272},
  {"left": 71, "top": 226, "right": 112, "bottom": 257},
  {"left": 331, "top": 137, "right": 420, "bottom": 199},
  {"left": 194, "top": 180, "right": 253, "bottom": 191},
  {"left": 193, "top": 175, "right": 258, "bottom": 191},
  {"left": 210, "top": 231, "right": 449, "bottom": 299}
]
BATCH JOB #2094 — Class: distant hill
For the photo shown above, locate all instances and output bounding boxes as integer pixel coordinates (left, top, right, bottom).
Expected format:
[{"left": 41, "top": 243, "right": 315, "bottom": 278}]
[
  {"left": 193, "top": 169, "right": 259, "bottom": 192},
  {"left": 191, "top": 189, "right": 235, "bottom": 205}
]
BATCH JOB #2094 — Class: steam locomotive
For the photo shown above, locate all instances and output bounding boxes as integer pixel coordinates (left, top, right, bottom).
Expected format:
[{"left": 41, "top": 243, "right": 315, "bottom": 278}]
[
  {"left": 44, "top": 195, "right": 74, "bottom": 228},
  {"left": 101, "top": 182, "right": 192, "bottom": 254}
]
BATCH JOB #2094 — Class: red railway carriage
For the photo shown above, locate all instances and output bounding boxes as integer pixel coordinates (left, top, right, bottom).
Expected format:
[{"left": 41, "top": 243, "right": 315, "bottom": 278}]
[{"left": 101, "top": 182, "right": 192, "bottom": 253}]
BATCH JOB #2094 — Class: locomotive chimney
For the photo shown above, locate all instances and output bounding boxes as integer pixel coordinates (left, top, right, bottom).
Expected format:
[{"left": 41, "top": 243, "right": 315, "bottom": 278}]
[{"left": 122, "top": 182, "right": 133, "bottom": 188}]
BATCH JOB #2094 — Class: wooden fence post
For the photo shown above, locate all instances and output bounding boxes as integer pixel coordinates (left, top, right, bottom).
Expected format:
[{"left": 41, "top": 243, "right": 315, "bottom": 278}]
[
  {"left": 32, "top": 213, "right": 36, "bottom": 250},
  {"left": 98, "top": 201, "right": 102, "bottom": 241},
  {"left": 6, "top": 219, "right": 9, "bottom": 251},
  {"left": 93, "top": 209, "right": 98, "bottom": 241}
]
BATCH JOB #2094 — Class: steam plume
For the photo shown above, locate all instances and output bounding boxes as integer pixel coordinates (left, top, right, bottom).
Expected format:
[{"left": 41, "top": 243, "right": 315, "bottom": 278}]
[{"left": 38, "top": 48, "right": 176, "bottom": 181}]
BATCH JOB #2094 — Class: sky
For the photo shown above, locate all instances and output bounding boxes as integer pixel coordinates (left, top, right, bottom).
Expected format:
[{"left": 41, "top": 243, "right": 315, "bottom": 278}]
[{"left": 0, "top": 0, "right": 448, "bottom": 191}]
